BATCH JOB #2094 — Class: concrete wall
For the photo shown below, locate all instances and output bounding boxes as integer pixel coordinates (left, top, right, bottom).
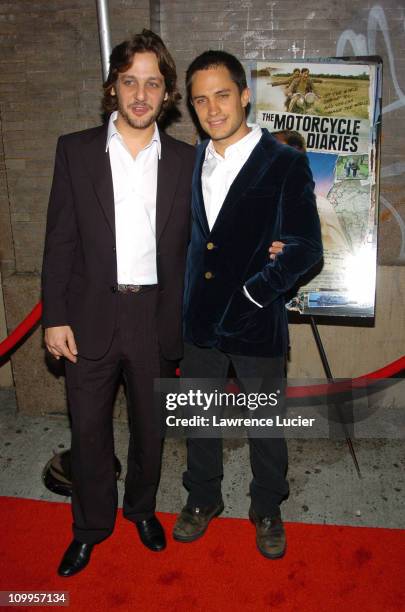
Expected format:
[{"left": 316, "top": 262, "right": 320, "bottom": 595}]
[{"left": 0, "top": 1, "right": 404, "bottom": 412}]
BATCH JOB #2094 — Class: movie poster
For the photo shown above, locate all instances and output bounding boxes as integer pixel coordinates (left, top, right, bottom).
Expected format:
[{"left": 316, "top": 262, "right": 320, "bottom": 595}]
[{"left": 249, "top": 58, "right": 382, "bottom": 317}]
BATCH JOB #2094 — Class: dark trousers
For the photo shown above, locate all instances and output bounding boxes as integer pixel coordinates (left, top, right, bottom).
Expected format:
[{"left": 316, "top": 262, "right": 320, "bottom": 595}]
[
  {"left": 181, "top": 343, "right": 289, "bottom": 517},
  {"left": 65, "top": 288, "right": 175, "bottom": 544}
]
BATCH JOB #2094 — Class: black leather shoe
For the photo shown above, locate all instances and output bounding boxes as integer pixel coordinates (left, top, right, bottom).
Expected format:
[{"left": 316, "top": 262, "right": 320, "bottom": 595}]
[
  {"left": 57, "top": 540, "right": 94, "bottom": 577},
  {"left": 135, "top": 515, "right": 166, "bottom": 552}
]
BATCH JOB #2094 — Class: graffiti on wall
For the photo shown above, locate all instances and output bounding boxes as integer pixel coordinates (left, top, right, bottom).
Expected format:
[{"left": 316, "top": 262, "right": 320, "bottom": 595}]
[{"left": 337, "top": 5, "right": 405, "bottom": 261}]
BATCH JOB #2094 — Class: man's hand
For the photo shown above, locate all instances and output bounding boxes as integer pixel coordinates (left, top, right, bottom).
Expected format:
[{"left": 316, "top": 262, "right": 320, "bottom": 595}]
[
  {"left": 44, "top": 326, "right": 78, "bottom": 363},
  {"left": 269, "top": 241, "right": 285, "bottom": 260}
]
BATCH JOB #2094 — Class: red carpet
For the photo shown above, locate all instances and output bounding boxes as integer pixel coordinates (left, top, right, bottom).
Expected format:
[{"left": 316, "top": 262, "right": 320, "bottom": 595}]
[{"left": 1, "top": 497, "right": 404, "bottom": 611}]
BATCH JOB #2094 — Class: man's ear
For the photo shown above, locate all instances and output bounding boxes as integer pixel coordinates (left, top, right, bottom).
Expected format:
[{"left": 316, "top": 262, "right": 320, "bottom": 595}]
[
  {"left": 241, "top": 87, "right": 251, "bottom": 108},
  {"left": 111, "top": 87, "right": 116, "bottom": 96}
]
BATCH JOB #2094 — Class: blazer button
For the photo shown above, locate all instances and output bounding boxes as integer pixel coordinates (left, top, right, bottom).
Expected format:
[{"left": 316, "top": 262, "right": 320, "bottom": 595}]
[
  {"left": 206, "top": 242, "right": 215, "bottom": 250},
  {"left": 111, "top": 285, "right": 117, "bottom": 293},
  {"left": 204, "top": 271, "right": 214, "bottom": 280}
]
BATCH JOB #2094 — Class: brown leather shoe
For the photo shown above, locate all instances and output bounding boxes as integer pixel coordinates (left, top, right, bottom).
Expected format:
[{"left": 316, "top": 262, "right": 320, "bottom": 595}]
[
  {"left": 249, "top": 506, "right": 286, "bottom": 559},
  {"left": 173, "top": 501, "right": 224, "bottom": 542}
]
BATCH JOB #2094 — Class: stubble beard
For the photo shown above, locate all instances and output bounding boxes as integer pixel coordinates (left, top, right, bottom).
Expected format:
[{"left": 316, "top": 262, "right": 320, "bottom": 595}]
[{"left": 118, "top": 100, "right": 162, "bottom": 130}]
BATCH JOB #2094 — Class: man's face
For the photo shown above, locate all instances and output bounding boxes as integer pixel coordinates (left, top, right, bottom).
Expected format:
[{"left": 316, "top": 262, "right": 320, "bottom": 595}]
[
  {"left": 112, "top": 51, "right": 168, "bottom": 130},
  {"left": 302, "top": 70, "right": 309, "bottom": 80},
  {"left": 190, "top": 65, "right": 250, "bottom": 148}
]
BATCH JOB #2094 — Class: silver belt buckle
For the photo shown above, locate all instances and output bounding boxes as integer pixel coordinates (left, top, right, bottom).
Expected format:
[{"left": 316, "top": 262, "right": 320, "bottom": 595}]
[
  {"left": 118, "top": 284, "right": 142, "bottom": 294},
  {"left": 129, "top": 285, "right": 142, "bottom": 293}
]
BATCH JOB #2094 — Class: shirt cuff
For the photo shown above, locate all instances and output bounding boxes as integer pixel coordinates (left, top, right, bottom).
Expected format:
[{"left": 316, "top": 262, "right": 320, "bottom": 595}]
[{"left": 243, "top": 285, "right": 263, "bottom": 308}]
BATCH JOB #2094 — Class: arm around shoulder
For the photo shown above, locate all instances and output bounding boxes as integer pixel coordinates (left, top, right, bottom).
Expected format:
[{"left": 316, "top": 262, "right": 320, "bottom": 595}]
[{"left": 245, "top": 152, "right": 323, "bottom": 307}]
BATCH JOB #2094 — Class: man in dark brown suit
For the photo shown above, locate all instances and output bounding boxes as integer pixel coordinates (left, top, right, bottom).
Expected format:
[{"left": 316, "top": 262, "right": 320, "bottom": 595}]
[{"left": 41, "top": 30, "right": 194, "bottom": 576}]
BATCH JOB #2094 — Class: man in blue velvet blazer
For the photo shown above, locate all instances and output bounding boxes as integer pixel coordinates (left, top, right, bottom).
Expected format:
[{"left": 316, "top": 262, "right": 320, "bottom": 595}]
[{"left": 173, "top": 50, "right": 323, "bottom": 559}]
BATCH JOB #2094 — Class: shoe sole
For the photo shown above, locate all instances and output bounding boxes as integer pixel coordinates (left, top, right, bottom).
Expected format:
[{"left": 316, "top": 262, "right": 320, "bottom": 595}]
[
  {"left": 256, "top": 542, "right": 287, "bottom": 559},
  {"left": 173, "top": 504, "right": 224, "bottom": 543},
  {"left": 139, "top": 539, "right": 167, "bottom": 552},
  {"left": 57, "top": 556, "right": 91, "bottom": 577}
]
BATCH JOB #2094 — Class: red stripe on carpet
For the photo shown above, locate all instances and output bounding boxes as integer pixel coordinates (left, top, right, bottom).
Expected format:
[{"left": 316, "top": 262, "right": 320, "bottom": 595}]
[{"left": 0, "top": 497, "right": 404, "bottom": 612}]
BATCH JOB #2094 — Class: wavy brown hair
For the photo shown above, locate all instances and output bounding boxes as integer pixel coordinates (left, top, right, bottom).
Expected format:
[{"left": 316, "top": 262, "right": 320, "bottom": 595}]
[{"left": 102, "top": 29, "right": 181, "bottom": 127}]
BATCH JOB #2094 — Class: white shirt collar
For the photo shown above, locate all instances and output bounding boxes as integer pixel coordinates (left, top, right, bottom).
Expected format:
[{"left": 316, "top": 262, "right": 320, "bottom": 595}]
[
  {"left": 106, "top": 111, "right": 161, "bottom": 159},
  {"left": 204, "top": 124, "right": 262, "bottom": 162}
]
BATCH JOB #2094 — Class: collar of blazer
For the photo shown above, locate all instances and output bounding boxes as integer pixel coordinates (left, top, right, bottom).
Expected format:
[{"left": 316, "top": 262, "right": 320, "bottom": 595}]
[
  {"left": 192, "top": 128, "right": 282, "bottom": 236},
  {"left": 80, "top": 123, "right": 183, "bottom": 243}
]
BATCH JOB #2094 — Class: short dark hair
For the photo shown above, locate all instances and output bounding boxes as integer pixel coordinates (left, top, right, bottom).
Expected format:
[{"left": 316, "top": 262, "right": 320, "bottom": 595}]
[
  {"left": 102, "top": 29, "right": 181, "bottom": 125},
  {"left": 273, "top": 130, "right": 307, "bottom": 152},
  {"left": 186, "top": 50, "right": 248, "bottom": 101},
  {"left": 301, "top": 68, "right": 310, "bottom": 74}
]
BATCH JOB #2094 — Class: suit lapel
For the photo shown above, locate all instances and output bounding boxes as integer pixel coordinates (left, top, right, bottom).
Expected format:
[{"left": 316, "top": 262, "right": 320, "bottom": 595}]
[
  {"left": 210, "top": 134, "right": 273, "bottom": 232},
  {"left": 156, "top": 132, "right": 182, "bottom": 243},
  {"left": 82, "top": 124, "right": 115, "bottom": 238},
  {"left": 192, "top": 143, "right": 210, "bottom": 237}
]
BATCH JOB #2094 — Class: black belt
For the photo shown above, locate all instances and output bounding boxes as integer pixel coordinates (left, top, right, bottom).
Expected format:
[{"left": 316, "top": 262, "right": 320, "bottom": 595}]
[{"left": 117, "top": 284, "right": 158, "bottom": 294}]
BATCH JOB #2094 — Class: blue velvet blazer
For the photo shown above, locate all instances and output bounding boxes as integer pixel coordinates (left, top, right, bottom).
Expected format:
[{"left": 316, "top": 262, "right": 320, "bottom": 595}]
[{"left": 183, "top": 129, "right": 323, "bottom": 357}]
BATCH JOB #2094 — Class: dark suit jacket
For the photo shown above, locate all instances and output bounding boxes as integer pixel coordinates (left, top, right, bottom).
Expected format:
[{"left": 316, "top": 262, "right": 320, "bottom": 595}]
[
  {"left": 183, "top": 129, "right": 323, "bottom": 357},
  {"left": 42, "top": 124, "right": 195, "bottom": 360}
]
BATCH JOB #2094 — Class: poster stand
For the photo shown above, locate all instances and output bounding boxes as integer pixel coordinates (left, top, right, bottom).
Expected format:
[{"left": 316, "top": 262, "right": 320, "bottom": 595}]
[{"left": 309, "top": 316, "right": 362, "bottom": 478}]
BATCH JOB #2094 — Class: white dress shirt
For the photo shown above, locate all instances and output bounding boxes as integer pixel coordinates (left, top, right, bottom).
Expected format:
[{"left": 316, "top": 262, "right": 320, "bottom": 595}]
[
  {"left": 202, "top": 124, "right": 262, "bottom": 231},
  {"left": 106, "top": 111, "right": 160, "bottom": 285},
  {"left": 202, "top": 124, "right": 264, "bottom": 307}
]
